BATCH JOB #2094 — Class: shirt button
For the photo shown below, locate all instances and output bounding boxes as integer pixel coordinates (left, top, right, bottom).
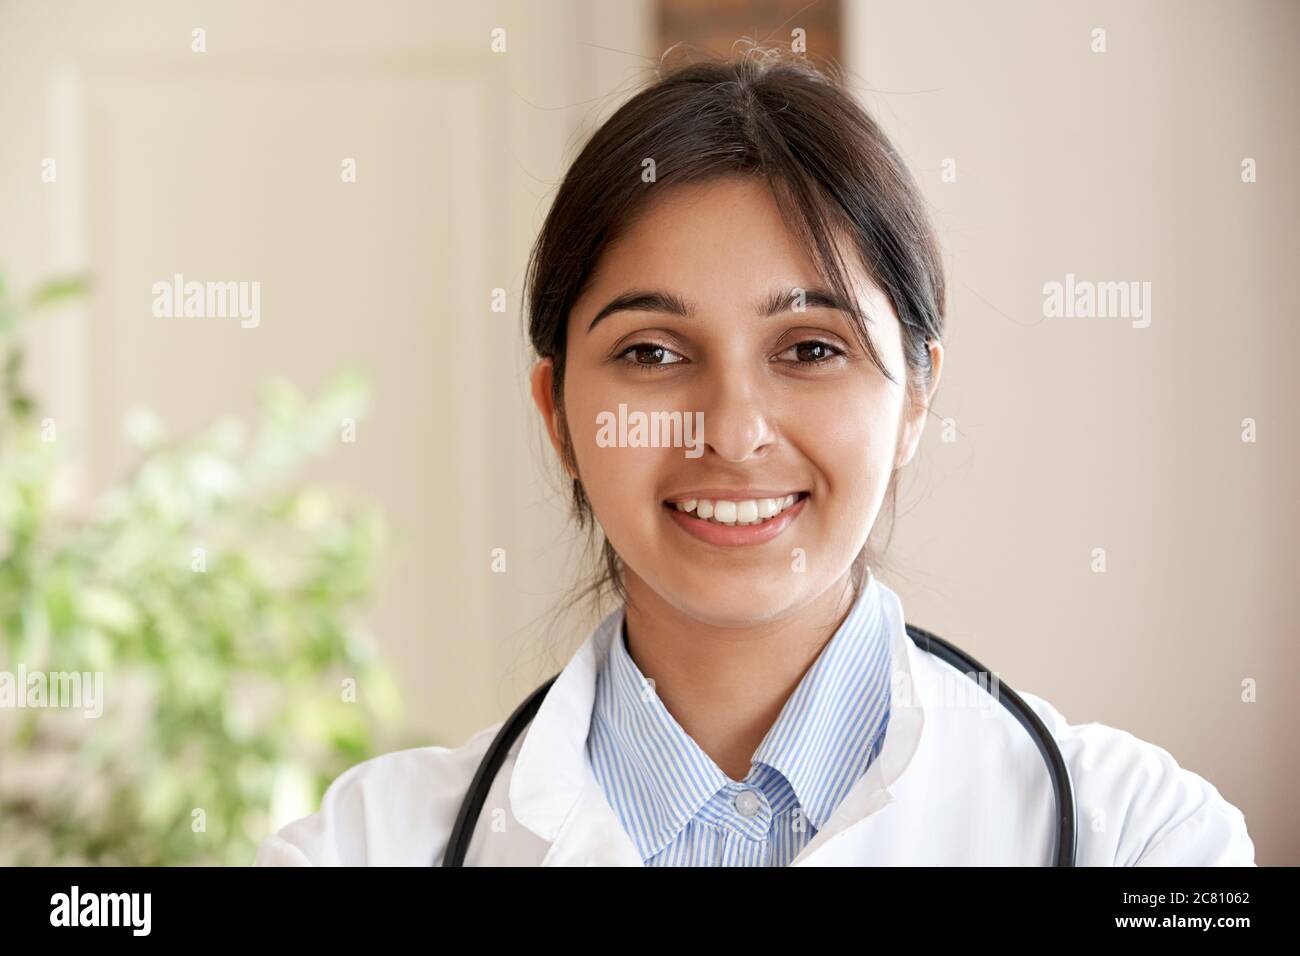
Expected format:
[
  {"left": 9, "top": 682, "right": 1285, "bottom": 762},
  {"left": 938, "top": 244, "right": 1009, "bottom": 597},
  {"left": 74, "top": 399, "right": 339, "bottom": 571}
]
[{"left": 734, "top": 788, "right": 761, "bottom": 818}]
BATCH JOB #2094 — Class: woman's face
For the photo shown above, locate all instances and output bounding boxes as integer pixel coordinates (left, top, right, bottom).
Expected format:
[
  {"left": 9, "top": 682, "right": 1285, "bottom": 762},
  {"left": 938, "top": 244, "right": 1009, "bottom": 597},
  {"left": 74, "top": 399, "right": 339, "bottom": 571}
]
[{"left": 532, "top": 175, "right": 941, "bottom": 627}]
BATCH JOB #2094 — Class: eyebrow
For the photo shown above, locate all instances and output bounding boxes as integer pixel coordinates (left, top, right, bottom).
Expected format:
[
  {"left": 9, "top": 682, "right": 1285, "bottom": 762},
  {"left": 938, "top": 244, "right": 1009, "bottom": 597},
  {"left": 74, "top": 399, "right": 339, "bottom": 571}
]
[{"left": 586, "top": 285, "right": 850, "bottom": 333}]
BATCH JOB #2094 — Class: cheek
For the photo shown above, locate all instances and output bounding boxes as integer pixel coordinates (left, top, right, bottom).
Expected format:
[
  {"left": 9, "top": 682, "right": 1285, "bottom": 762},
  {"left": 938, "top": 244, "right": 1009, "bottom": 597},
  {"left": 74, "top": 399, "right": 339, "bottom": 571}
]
[
  {"left": 789, "top": 377, "right": 901, "bottom": 502},
  {"left": 562, "top": 377, "right": 663, "bottom": 524}
]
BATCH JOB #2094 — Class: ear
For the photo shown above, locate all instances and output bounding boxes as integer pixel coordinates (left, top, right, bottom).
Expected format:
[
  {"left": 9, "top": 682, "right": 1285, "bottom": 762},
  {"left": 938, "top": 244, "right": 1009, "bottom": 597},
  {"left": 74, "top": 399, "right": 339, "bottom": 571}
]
[
  {"left": 894, "top": 338, "right": 944, "bottom": 469},
  {"left": 530, "top": 357, "right": 574, "bottom": 479}
]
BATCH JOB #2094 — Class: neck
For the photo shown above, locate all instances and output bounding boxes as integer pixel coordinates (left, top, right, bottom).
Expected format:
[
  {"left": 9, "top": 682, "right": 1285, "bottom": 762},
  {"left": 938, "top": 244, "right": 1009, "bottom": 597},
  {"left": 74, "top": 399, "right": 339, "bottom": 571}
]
[{"left": 620, "top": 569, "right": 859, "bottom": 781}]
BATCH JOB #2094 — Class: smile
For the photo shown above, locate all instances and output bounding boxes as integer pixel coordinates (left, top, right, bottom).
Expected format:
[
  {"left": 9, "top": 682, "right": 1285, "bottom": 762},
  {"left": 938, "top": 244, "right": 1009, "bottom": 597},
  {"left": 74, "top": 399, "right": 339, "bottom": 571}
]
[
  {"left": 662, "top": 492, "right": 809, "bottom": 547},
  {"left": 669, "top": 494, "right": 802, "bottom": 525}
]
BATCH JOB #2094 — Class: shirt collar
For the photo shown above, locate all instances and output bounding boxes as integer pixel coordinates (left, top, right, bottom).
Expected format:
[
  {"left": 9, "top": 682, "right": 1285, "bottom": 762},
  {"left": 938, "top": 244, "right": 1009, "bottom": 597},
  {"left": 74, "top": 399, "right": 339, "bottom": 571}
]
[
  {"left": 587, "top": 568, "right": 892, "bottom": 858},
  {"left": 751, "top": 570, "right": 892, "bottom": 830},
  {"left": 508, "top": 571, "right": 927, "bottom": 866}
]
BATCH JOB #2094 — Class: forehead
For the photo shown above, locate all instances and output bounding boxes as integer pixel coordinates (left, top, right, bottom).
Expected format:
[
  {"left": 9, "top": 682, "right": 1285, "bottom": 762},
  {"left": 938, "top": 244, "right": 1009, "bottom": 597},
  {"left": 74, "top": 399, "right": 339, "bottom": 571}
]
[
  {"left": 586, "top": 176, "right": 818, "bottom": 289},
  {"left": 571, "top": 175, "right": 890, "bottom": 329}
]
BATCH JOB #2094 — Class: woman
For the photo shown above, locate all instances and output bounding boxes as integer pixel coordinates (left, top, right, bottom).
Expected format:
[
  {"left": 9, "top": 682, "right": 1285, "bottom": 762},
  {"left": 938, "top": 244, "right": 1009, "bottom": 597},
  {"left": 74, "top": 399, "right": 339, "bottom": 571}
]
[{"left": 255, "top": 50, "right": 1254, "bottom": 867}]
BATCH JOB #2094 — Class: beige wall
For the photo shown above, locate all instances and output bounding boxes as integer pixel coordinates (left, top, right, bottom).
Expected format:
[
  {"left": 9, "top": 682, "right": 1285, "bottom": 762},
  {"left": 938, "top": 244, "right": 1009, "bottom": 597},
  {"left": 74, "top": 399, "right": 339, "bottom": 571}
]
[{"left": 0, "top": 0, "right": 1294, "bottom": 864}]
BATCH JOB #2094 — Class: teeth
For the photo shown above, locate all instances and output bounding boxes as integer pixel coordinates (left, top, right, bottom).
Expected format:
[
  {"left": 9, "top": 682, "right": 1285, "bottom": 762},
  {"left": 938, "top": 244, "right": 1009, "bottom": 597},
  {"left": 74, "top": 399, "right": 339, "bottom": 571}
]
[{"left": 668, "top": 494, "right": 802, "bottom": 526}]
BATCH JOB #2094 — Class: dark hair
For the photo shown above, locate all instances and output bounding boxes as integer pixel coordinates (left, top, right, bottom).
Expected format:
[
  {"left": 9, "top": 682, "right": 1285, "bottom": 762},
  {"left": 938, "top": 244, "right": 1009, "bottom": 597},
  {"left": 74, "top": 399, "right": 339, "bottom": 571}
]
[{"left": 525, "top": 46, "right": 946, "bottom": 618}]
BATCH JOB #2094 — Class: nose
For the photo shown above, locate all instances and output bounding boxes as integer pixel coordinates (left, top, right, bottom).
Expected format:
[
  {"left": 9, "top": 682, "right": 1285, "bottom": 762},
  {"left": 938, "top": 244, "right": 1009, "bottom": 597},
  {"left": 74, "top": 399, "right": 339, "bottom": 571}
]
[{"left": 696, "top": 361, "right": 776, "bottom": 463}]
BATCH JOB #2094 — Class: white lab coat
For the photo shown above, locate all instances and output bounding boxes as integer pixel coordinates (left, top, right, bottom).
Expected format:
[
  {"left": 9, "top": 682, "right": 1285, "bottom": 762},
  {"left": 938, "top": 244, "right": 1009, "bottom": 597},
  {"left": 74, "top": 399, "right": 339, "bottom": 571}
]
[{"left": 254, "top": 584, "right": 1256, "bottom": 866}]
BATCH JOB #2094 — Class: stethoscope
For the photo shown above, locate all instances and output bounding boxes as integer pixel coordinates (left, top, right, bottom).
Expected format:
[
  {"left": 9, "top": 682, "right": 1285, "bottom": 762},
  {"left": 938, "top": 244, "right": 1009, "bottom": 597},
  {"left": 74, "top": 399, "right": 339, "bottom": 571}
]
[{"left": 441, "top": 622, "right": 1077, "bottom": 866}]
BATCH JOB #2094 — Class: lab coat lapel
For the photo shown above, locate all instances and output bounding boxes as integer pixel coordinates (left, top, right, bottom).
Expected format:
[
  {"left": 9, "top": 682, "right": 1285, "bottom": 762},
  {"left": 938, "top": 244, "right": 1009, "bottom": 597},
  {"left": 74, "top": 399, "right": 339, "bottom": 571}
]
[
  {"left": 508, "top": 607, "right": 644, "bottom": 865},
  {"left": 538, "top": 769, "right": 645, "bottom": 866},
  {"left": 790, "top": 582, "right": 927, "bottom": 864}
]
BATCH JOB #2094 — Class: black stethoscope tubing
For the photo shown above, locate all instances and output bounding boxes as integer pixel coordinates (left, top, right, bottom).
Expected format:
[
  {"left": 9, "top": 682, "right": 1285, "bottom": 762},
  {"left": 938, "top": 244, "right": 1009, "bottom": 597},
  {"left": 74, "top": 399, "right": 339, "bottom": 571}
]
[{"left": 441, "top": 623, "right": 1077, "bottom": 866}]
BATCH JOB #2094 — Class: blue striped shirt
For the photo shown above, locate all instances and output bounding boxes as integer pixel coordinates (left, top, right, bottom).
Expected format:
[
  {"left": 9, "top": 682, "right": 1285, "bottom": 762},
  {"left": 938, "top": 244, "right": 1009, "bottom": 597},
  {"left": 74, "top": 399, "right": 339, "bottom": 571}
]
[{"left": 586, "top": 574, "right": 892, "bottom": 866}]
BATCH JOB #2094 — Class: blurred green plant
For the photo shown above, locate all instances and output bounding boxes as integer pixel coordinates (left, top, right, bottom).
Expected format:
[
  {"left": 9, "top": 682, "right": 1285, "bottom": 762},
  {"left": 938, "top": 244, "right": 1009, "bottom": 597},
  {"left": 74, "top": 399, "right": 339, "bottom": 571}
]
[{"left": 0, "top": 272, "right": 405, "bottom": 865}]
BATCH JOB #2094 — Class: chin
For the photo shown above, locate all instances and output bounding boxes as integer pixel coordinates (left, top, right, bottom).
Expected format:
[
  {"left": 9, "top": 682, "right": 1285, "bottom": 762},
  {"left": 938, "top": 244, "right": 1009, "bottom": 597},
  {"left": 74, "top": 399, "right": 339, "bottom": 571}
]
[{"left": 654, "top": 572, "right": 813, "bottom": 628}]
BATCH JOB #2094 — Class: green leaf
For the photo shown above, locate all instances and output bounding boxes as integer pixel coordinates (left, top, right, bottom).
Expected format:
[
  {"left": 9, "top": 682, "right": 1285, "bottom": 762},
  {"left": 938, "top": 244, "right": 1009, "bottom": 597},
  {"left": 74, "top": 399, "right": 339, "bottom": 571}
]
[
  {"left": 29, "top": 274, "right": 91, "bottom": 310},
  {"left": 0, "top": 269, "right": 397, "bottom": 866}
]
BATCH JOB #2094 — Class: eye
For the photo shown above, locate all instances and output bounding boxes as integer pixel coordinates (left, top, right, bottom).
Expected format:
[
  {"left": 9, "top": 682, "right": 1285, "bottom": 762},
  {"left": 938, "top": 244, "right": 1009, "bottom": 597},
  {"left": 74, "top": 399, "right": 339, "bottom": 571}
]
[
  {"left": 776, "top": 340, "right": 846, "bottom": 366},
  {"left": 617, "top": 342, "right": 686, "bottom": 371}
]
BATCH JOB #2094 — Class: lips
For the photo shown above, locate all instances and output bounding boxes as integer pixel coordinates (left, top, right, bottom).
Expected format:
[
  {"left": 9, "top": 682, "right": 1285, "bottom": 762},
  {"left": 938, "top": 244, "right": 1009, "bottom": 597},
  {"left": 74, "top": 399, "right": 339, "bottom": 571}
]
[{"left": 662, "top": 491, "right": 809, "bottom": 547}]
